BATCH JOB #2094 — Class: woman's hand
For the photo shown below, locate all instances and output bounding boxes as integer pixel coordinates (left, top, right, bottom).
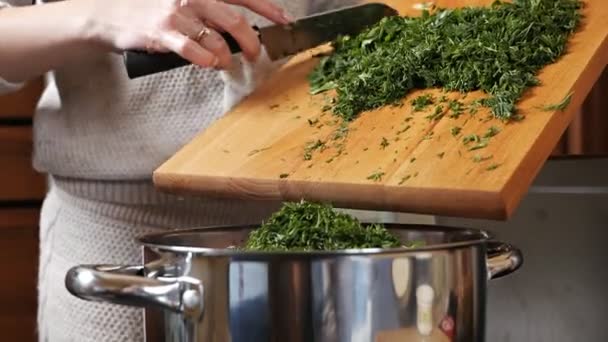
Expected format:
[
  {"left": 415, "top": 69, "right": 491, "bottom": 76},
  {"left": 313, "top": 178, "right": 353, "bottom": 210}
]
[{"left": 89, "top": 0, "right": 293, "bottom": 69}]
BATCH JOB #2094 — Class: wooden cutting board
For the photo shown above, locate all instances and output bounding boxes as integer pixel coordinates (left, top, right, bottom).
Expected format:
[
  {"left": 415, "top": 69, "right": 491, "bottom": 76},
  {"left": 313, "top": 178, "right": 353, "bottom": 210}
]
[{"left": 154, "top": 0, "right": 608, "bottom": 220}]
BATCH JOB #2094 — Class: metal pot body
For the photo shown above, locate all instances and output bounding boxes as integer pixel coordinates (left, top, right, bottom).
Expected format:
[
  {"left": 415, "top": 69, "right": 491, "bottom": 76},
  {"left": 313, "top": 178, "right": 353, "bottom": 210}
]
[{"left": 65, "top": 225, "right": 522, "bottom": 342}]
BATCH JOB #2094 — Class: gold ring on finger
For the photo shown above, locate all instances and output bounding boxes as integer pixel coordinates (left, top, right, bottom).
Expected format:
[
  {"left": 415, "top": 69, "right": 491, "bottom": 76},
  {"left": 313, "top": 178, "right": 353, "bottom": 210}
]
[{"left": 195, "top": 27, "right": 212, "bottom": 43}]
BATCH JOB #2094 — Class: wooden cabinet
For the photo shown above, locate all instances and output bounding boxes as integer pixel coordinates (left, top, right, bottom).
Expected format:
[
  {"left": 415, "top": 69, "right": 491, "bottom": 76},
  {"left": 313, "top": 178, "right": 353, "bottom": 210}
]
[
  {"left": 0, "top": 79, "right": 45, "bottom": 342},
  {"left": 0, "top": 209, "right": 40, "bottom": 342},
  {"left": 0, "top": 127, "right": 47, "bottom": 201}
]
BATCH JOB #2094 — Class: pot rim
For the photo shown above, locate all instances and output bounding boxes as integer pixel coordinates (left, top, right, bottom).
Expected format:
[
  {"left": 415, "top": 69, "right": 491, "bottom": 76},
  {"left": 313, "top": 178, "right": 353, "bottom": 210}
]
[{"left": 136, "top": 223, "right": 493, "bottom": 257}]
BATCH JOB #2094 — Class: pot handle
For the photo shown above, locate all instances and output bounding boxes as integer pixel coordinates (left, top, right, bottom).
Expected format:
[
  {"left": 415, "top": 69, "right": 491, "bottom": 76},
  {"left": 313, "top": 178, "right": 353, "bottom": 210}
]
[
  {"left": 65, "top": 264, "right": 203, "bottom": 317},
  {"left": 486, "top": 241, "right": 523, "bottom": 280}
]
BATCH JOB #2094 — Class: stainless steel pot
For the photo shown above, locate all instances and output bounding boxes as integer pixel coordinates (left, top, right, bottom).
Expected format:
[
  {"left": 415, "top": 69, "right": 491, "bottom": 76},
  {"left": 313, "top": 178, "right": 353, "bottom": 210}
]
[{"left": 65, "top": 224, "right": 522, "bottom": 342}]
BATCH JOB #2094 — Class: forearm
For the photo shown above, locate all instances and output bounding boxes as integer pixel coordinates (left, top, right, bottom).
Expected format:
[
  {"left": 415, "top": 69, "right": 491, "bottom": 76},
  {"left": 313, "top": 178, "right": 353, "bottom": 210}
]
[{"left": 0, "top": 0, "right": 101, "bottom": 83}]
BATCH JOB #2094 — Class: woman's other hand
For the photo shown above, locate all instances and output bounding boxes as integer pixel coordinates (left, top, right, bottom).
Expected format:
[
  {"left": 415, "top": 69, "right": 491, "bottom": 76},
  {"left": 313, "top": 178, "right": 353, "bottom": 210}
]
[{"left": 89, "top": 0, "right": 294, "bottom": 69}]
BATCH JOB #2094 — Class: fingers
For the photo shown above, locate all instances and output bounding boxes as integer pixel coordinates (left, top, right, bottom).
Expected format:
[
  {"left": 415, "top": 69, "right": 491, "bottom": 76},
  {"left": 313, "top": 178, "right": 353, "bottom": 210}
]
[
  {"left": 190, "top": 0, "right": 261, "bottom": 61},
  {"left": 197, "top": 28, "right": 233, "bottom": 68},
  {"left": 224, "top": 0, "right": 293, "bottom": 25},
  {"left": 176, "top": 11, "right": 232, "bottom": 67},
  {"left": 158, "top": 30, "right": 219, "bottom": 68}
]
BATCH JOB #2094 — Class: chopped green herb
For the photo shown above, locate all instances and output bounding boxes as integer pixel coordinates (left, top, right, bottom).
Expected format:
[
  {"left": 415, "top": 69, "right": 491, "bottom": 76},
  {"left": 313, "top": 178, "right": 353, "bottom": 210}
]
[
  {"left": 472, "top": 155, "right": 493, "bottom": 162},
  {"left": 332, "top": 122, "right": 350, "bottom": 140},
  {"left": 462, "top": 134, "right": 480, "bottom": 145},
  {"left": 399, "top": 175, "right": 411, "bottom": 185},
  {"left": 484, "top": 126, "right": 501, "bottom": 138},
  {"left": 308, "top": 0, "right": 582, "bottom": 121},
  {"left": 448, "top": 100, "right": 465, "bottom": 118},
  {"left": 486, "top": 163, "right": 502, "bottom": 171},
  {"left": 469, "top": 99, "right": 482, "bottom": 115},
  {"left": 439, "top": 95, "right": 448, "bottom": 103},
  {"left": 426, "top": 105, "right": 444, "bottom": 121},
  {"left": 303, "top": 140, "right": 326, "bottom": 160},
  {"left": 411, "top": 94, "right": 435, "bottom": 112},
  {"left": 422, "top": 132, "right": 434, "bottom": 140},
  {"left": 380, "top": 137, "right": 390, "bottom": 149},
  {"left": 450, "top": 126, "right": 462, "bottom": 136},
  {"left": 396, "top": 125, "right": 412, "bottom": 134},
  {"left": 243, "top": 201, "right": 420, "bottom": 251},
  {"left": 542, "top": 92, "right": 574, "bottom": 111},
  {"left": 437, "top": 152, "right": 445, "bottom": 159},
  {"left": 279, "top": 173, "right": 289, "bottom": 178},
  {"left": 410, "top": 157, "right": 416, "bottom": 163},
  {"left": 367, "top": 170, "right": 385, "bottom": 182},
  {"left": 469, "top": 141, "right": 489, "bottom": 151},
  {"left": 308, "top": 118, "right": 319, "bottom": 126}
]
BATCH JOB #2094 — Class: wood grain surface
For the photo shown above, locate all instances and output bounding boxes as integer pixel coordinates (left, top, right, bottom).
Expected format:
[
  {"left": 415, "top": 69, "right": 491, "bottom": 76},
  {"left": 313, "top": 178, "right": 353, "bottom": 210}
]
[
  {"left": 0, "top": 127, "right": 47, "bottom": 201},
  {"left": 0, "top": 209, "right": 40, "bottom": 342},
  {"left": 154, "top": 0, "right": 608, "bottom": 219},
  {"left": 0, "top": 78, "right": 43, "bottom": 119}
]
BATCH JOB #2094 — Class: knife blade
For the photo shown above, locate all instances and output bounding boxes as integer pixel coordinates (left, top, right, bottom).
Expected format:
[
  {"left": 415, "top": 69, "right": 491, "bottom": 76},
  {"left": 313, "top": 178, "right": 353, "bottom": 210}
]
[{"left": 123, "top": 3, "right": 398, "bottom": 79}]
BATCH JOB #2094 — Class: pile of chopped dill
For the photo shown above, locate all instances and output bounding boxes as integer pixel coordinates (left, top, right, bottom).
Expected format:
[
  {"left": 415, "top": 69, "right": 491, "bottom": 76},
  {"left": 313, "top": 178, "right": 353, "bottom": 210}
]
[
  {"left": 309, "top": 0, "right": 582, "bottom": 121},
  {"left": 243, "top": 201, "right": 417, "bottom": 251}
]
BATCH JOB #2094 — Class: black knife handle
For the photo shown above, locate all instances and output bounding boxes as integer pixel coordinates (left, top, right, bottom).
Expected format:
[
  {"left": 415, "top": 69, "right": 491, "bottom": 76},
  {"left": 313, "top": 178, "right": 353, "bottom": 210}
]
[{"left": 123, "top": 29, "right": 255, "bottom": 79}]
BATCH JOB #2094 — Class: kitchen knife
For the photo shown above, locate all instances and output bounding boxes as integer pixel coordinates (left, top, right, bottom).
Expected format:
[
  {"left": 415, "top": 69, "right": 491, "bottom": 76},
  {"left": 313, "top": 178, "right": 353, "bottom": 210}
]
[{"left": 123, "top": 2, "right": 398, "bottom": 79}]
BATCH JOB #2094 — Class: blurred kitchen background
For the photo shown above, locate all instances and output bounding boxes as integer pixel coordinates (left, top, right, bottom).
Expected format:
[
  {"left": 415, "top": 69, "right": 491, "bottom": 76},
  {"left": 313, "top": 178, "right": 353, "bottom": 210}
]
[{"left": 1, "top": 68, "right": 606, "bottom": 341}]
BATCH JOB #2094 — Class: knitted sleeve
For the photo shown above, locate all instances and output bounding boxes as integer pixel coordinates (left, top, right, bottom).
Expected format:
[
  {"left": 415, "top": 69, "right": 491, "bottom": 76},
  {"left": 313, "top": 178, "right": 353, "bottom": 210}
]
[{"left": 0, "top": 0, "right": 32, "bottom": 94}]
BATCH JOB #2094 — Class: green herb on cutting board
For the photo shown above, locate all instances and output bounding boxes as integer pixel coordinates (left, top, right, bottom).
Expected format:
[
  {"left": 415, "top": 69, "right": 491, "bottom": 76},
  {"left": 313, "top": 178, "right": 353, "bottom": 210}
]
[
  {"left": 541, "top": 92, "right": 574, "bottom": 111},
  {"left": 411, "top": 94, "right": 435, "bottom": 112},
  {"left": 396, "top": 125, "right": 411, "bottom": 134},
  {"left": 486, "top": 163, "right": 502, "bottom": 171},
  {"left": 450, "top": 126, "right": 462, "bottom": 137},
  {"left": 399, "top": 175, "right": 411, "bottom": 185},
  {"left": 462, "top": 134, "right": 480, "bottom": 145},
  {"left": 380, "top": 137, "right": 390, "bottom": 149},
  {"left": 468, "top": 141, "right": 488, "bottom": 151},
  {"left": 243, "top": 201, "right": 423, "bottom": 251},
  {"left": 426, "top": 105, "right": 445, "bottom": 121},
  {"left": 308, "top": 0, "right": 582, "bottom": 121},
  {"left": 472, "top": 155, "right": 493, "bottom": 163},
  {"left": 367, "top": 170, "right": 385, "bottom": 182},
  {"left": 303, "top": 140, "right": 326, "bottom": 160},
  {"left": 484, "top": 126, "right": 501, "bottom": 138},
  {"left": 448, "top": 99, "right": 465, "bottom": 118},
  {"left": 279, "top": 173, "right": 289, "bottom": 179}
]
